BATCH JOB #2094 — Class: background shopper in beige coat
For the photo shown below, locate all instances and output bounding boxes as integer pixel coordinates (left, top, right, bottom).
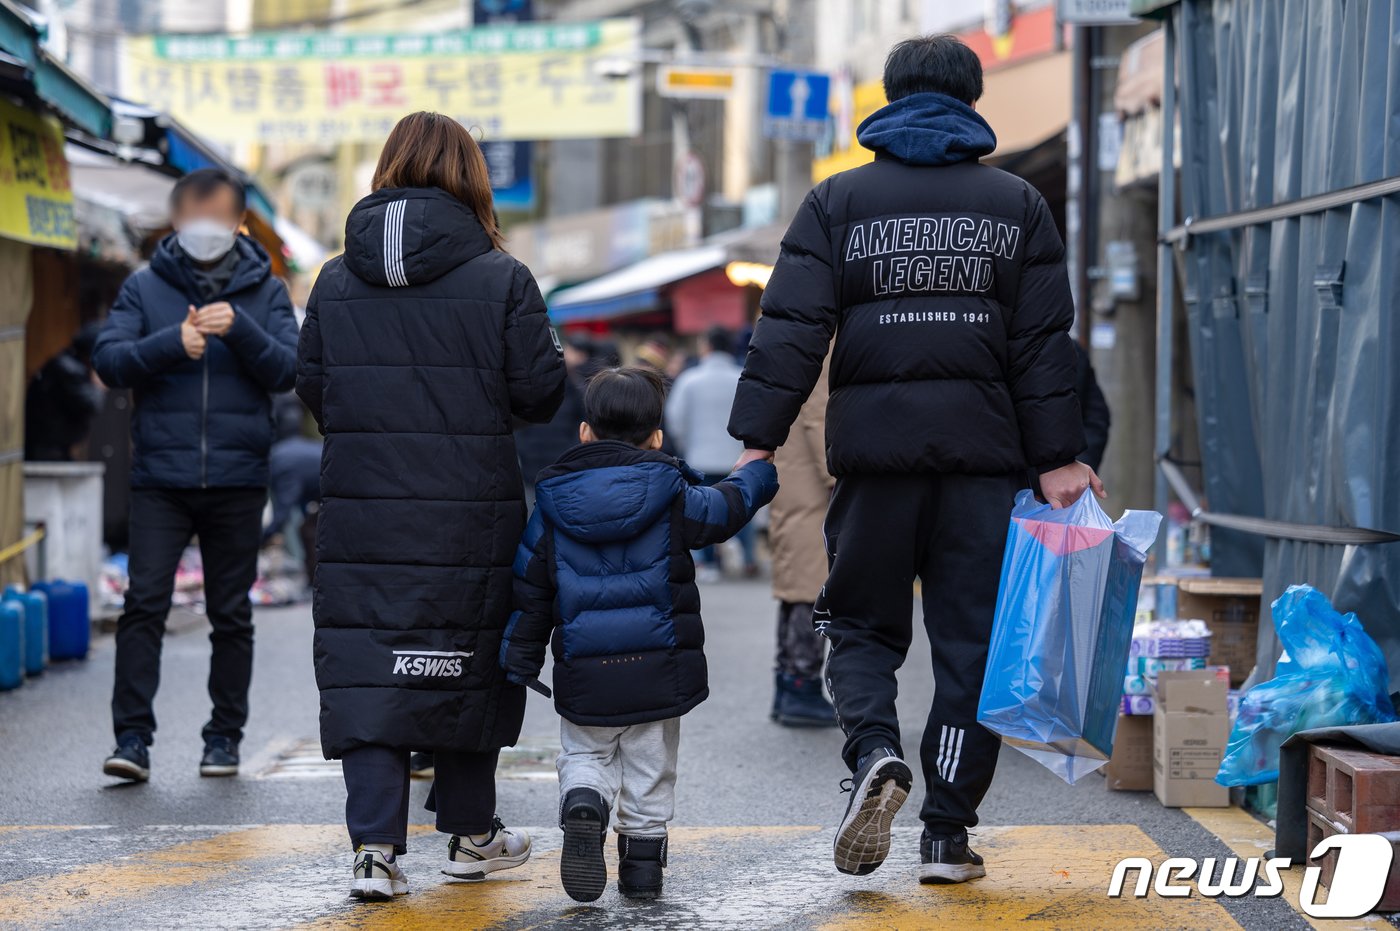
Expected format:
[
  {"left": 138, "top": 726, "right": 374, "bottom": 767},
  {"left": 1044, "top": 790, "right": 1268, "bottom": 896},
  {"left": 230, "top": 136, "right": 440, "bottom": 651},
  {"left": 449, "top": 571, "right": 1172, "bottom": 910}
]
[{"left": 768, "top": 359, "right": 839, "bottom": 727}]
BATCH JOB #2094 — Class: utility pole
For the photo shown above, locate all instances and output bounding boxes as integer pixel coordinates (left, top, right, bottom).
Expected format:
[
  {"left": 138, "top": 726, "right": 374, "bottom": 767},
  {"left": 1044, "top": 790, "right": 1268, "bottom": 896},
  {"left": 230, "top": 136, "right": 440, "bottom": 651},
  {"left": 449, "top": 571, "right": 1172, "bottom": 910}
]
[{"left": 775, "top": 0, "right": 815, "bottom": 222}]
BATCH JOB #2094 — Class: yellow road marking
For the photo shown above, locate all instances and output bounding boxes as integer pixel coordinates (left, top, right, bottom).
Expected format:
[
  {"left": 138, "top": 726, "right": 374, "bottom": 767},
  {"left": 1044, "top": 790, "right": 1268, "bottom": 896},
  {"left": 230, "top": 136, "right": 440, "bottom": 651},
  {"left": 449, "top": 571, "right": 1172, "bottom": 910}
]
[
  {"left": 1185, "top": 806, "right": 1390, "bottom": 931},
  {"left": 0, "top": 824, "right": 344, "bottom": 925},
  {"left": 0, "top": 823, "right": 1275, "bottom": 929},
  {"left": 816, "top": 824, "right": 1238, "bottom": 930}
]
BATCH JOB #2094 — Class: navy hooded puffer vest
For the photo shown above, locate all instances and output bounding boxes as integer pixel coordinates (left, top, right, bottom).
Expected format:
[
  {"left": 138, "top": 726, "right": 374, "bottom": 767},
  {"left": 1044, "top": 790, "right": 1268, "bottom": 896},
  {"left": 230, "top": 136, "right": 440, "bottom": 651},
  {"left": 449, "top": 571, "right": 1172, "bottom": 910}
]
[{"left": 500, "top": 441, "right": 778, "bottom": 726}]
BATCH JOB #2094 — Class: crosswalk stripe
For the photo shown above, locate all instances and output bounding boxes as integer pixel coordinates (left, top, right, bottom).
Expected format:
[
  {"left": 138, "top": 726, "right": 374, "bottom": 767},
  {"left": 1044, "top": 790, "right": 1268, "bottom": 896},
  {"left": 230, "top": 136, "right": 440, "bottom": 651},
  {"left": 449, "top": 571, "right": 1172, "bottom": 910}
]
[
  {"left": 0, "top": 825, "right": 344, "bottom": 925},
  {"left": 0, "top": 823, "right": 1250, "bottom": 928}
]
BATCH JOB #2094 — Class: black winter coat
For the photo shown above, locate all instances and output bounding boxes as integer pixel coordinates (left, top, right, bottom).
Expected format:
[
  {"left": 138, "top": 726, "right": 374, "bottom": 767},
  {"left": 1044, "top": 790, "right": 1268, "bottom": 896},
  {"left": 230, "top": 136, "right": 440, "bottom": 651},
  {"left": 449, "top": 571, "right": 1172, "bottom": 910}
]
[
  {"left": 728, "top": 92, "right": 1085, "bottom": 476},
  {"left": 499, "top": 442, "right": 778, "bottom": 726},
  {"left": 93, "top": 235, "right": 298, "bottom": 488},
  {"left": 296, "top": 187, "right": 565, "bottom": 758},
  {"left": 514, "top": 372, "right": 586, "bottom": 486}
]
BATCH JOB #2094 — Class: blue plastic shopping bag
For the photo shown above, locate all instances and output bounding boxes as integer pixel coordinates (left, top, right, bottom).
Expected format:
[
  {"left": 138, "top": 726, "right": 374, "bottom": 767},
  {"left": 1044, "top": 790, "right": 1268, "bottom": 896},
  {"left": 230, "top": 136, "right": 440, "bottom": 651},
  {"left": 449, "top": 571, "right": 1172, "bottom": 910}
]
[
  {"left": 1216, "top": 585, "right": 1396, "bottom": 786},
  {"left": 977, "top": 489, "right": 1161, "bottom": 784}
]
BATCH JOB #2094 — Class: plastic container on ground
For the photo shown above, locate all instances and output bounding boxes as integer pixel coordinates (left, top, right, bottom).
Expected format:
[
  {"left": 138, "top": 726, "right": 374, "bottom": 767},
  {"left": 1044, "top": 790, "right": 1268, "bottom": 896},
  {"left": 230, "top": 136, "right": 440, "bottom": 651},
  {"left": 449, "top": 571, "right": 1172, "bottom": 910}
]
[
  {"left": 0, "top": 601, "right": 24, "bottom": 690},
  {"left": 32, "top": 579, "right": 90, "bottom": 661},
  {"left": 2, "top": 586, "right": 47, "bottom": 675}
]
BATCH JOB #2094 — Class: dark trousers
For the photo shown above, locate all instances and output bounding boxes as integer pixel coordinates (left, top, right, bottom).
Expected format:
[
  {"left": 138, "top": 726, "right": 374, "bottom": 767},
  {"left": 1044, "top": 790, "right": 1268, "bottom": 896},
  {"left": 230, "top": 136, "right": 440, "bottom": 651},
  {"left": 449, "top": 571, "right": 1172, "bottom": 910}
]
[
  {"left": 342, "top": 745, "right": 500, "bottom": 853},
  {"left": 820, "top": 472, "right": 1020, "bottom": 835},
  {"left": 776, "top": 601, "right": 827, "bottom": 679},
  {"left": 112, "top": 487, "right": 265, "bottom": 745}
]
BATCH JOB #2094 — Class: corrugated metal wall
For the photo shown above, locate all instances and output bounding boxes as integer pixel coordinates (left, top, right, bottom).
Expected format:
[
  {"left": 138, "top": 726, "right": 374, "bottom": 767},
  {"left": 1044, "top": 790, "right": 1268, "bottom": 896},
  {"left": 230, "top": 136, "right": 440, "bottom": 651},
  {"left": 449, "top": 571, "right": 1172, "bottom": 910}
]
[{"left": 1174, "top": 0, "right": 1400, "bottom": 682}]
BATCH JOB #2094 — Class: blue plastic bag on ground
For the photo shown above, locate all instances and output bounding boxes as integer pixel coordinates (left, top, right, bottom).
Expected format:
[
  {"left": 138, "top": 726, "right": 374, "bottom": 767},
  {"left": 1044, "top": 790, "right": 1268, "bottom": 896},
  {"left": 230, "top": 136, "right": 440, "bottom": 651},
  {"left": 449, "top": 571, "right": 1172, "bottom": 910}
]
[
  {"left": 1216, "top": 585, "right": 1397, "bottom": 786},
  {"left": 977, "top": 489, "right": 1161, "bottom": 784}
]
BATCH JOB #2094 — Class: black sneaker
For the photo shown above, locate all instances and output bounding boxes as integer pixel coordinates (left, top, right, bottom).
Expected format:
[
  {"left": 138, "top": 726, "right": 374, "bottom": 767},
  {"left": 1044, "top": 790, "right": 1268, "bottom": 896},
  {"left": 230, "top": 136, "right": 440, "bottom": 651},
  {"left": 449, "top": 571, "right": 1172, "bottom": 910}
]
[
  {"left": 409, "top": 751, "right": 435, "bottom": 779},
  {"left": 199, "top": 736, "right": 239, "bottom": 777},
  {"left": 919, "top": 828, "right": 986, "bottom": 884},
  {"left": 103, "top": 736, "right": 150, "bottom": 782},
  {"left": 775, "top": 674, "right": 839, "bottom": 728},
  {"left": 617, "top": 833, "right": 666, "bottom": 900},
  {"left": 559, "top": 787, "right": 609, "bottom": 902},
  {"left": 833, "top": 747, "right": 913, "bottom": 876}
]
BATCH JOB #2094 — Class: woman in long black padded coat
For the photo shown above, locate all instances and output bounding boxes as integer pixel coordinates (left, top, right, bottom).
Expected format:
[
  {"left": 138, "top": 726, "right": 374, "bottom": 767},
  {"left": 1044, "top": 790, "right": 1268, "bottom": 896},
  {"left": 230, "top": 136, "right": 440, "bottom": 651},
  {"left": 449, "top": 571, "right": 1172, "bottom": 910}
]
[{"left": 296, "top": 111, "right": 564, "bottom": 898}]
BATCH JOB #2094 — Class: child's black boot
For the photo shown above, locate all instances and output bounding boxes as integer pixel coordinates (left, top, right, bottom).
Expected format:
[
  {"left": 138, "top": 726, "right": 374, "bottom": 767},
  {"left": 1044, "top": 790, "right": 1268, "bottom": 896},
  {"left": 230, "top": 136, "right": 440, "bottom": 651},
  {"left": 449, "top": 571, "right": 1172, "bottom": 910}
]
[
  {"left": 560, "top": 787, "right": 609, "bottom": 902},
  {"left": 616, "top": 833, "right": 666, "bottom": 900}
]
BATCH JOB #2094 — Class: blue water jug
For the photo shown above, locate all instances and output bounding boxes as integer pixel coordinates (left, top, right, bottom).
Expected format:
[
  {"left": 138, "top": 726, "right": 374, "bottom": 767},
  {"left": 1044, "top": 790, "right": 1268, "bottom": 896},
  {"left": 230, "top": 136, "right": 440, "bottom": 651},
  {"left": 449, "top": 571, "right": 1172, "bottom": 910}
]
[
  {"left": 0, "top": 601, "right": 22, "bottom": 690},
  {"left": 4, "top": 586, "right": 48, "bottom": 675},
  {"left": 33, "top": 579, "right": 90, "bottom": 661}
]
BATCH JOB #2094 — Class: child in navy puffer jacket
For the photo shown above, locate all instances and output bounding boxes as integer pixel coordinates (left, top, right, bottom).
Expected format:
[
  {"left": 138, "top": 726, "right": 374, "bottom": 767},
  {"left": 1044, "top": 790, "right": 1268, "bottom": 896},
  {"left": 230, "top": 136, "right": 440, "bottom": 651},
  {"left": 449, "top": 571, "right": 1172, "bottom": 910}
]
[{"left": 500, "top": 365, "right": 777, "bottom": 903}]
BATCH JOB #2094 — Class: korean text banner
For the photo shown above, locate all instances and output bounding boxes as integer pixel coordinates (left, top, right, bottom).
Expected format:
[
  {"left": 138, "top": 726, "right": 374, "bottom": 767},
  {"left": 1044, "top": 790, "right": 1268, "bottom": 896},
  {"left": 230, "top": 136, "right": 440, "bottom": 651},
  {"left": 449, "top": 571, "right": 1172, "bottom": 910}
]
[
  {"left": 118, "top": 20, "right": 642, "bottom": 145},
  {"left": 0, "top": 98, "right": 74, "bottom": 249}
]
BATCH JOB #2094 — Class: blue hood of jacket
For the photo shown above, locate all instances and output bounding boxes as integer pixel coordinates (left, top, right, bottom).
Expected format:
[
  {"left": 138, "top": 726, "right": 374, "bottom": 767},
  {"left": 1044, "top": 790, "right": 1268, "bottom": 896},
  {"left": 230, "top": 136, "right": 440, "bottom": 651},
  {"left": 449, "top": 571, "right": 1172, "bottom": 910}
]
[
  {"left": 856, "top": 92, "right": 997, "bottom": 166},
  {"left": 535, "top": 442, "right": 692, "bottom": 545}
]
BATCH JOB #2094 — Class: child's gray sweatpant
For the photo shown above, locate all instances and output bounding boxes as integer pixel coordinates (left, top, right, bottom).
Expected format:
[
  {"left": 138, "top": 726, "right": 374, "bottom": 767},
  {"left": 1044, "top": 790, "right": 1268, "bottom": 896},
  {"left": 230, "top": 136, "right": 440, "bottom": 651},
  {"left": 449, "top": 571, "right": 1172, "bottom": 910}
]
[{"left": 557, "top": 717, "right": 680, "bottom": 836}]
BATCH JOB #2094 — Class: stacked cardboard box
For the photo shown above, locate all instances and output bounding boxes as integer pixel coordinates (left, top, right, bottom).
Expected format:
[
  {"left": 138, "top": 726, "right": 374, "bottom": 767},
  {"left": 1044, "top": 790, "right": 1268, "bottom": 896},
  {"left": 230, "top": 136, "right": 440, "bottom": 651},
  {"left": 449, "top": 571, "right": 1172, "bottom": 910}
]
[
  {"left": 1152, "top": 670, "right": 1230, "bottom": 807},
  {"left": 1176, "top": 578, "right": 1262, "bottom": 687}
]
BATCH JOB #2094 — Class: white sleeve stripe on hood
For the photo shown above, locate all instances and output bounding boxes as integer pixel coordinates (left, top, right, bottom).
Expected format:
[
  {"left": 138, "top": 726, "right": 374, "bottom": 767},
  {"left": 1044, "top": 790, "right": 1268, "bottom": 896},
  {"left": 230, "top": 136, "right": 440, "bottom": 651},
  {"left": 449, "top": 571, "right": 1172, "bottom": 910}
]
[{"left": 383, "top": 199, "right": 408, "bottom": 287}]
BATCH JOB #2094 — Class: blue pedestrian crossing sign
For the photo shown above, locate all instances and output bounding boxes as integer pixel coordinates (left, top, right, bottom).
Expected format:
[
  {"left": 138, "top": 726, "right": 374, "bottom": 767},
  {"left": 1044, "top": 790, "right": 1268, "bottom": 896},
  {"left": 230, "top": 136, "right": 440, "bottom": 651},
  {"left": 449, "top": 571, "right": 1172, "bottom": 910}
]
[{"left": 764, "top": 69, "right": 830, "bottom": 142}]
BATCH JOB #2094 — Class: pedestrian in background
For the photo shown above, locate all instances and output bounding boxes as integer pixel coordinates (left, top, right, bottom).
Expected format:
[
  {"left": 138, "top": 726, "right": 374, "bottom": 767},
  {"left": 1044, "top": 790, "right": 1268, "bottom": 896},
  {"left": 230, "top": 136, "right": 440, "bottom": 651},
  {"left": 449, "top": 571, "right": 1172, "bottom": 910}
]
[
  {"left": 728, "top": 36, "right": 1102, "bottom": 884},
  {"left": 515, "top": 333, "right": 590, "bottom": 508},
  {"left": 93, "top": 168, "right": 298, "bottom": 784},
  {"left": 24, "top": 322, "right": 104, "bottom": 461},
  {"left": 296, "top": 111, "right": 564, "bottom": 900},
  {"left": 665, "top": 326, "right": 757, "bottom": 579},
  {"left": 768, "top": 356, "right": 838, "bottom": 728},
  {"left": 1074, "top": 342, "right": 1111, "bottom": 471},
  {"left": 500, "top": 367, "right": 778, "bottom": 903}
]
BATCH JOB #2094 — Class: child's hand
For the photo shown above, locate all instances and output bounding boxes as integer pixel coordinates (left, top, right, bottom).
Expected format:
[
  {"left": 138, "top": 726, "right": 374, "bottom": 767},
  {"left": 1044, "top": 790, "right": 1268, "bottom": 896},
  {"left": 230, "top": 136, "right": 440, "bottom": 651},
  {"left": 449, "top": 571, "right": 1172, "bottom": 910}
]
[{"left": 733, "top": 448, "right": 774, "bottom": 471}]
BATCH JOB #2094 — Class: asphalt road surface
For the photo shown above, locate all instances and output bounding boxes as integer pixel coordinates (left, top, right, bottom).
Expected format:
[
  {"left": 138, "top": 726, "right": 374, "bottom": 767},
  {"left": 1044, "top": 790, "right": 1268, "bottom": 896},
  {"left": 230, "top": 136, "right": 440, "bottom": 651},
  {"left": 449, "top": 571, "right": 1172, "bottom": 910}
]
[{"left": 0, "top": 579, "right": 1373, "bottom": 929}]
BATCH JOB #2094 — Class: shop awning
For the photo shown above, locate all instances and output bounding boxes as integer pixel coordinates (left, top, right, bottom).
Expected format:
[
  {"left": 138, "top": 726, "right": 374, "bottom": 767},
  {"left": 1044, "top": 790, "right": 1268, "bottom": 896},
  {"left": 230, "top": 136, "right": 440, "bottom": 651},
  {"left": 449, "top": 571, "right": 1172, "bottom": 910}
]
[
  {"left": 67, "top": 142, "right": 175, "bottom": 263},
  {"left": 0, "top": 0, "right": 109, "bottom": 136},
  {"left": 548, "top": 244, "right": 728, "bottom": 324},
  {"left": 107, "top": 101, "right": 279, "bottom": 223},
  {"left": 274, "top": 215, "right": 329, "bottom": 273}
]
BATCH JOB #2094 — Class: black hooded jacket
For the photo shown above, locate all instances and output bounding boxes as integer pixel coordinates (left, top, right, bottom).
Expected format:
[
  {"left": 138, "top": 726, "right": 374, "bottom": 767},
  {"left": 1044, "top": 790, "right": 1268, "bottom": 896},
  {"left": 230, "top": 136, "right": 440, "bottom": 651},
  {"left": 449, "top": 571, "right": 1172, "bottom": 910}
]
[
  {"left": 728, "top": 92, "right": 1085, "bottom": 476},
  {"left": 296, "top": 187, "right": 565, "bottom": 758},
  {"left": 93, "top": 234, "right": 298, "bottom": 488}
]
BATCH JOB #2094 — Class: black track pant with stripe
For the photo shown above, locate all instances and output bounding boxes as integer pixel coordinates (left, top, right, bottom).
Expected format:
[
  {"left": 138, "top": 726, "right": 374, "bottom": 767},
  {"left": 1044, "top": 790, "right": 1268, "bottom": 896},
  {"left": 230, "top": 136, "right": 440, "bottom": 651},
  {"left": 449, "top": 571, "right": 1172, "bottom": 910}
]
[{"left": 819, "top": 472, "right": 1021, "bottom": 835}]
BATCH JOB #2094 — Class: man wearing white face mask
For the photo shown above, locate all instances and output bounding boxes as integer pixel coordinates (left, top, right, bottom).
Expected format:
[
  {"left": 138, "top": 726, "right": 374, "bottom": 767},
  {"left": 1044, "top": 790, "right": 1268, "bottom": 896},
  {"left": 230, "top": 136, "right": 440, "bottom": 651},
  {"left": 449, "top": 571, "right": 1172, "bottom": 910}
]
[{"left": 93, "top": 168, "right": 299, "bottom": 783}]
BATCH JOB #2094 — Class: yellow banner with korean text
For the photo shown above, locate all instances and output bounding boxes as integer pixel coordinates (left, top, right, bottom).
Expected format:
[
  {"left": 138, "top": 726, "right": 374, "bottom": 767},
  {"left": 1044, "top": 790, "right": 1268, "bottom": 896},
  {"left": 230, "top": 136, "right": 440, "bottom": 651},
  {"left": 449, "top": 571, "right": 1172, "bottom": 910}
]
[
  {"left": 118, "top": 20, "right": 642, "bottom": 145},
  {"left": 0, "top": 98, "right": 75, "bottom": 249}
]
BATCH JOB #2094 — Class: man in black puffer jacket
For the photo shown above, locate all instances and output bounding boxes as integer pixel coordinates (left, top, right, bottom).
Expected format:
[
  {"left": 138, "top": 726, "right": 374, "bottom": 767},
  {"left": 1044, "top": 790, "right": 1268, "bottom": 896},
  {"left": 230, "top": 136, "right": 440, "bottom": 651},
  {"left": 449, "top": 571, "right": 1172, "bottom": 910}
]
[
  {"left": 728, "top": 36, "right": 1104, "bottom": 884},
  {"left": 94, "top": 168, "right": 298, "bottom": 782}
]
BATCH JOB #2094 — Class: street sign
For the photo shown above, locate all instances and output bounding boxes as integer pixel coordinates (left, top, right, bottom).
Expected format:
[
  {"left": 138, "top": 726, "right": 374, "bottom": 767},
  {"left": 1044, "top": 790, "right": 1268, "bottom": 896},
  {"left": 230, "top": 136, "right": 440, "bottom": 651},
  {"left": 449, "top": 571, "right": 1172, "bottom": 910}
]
[
  {"left": 473, "top": 0, "right": 532, "bottom": 24},
  {"left": 673, "top": 150, "right": 705, "bottom": 207},
  {"left": 763, "top": 69, "right": 830, "bottom": 142},
  {"left": 658, "top": 65, "right": 736, "bottom": 100},
  {"left": 1058, "top": 0, "right": 1138, "bottom": 24},
  {"left": 484, "top": 139, "right": 534, "bottom": 211}
]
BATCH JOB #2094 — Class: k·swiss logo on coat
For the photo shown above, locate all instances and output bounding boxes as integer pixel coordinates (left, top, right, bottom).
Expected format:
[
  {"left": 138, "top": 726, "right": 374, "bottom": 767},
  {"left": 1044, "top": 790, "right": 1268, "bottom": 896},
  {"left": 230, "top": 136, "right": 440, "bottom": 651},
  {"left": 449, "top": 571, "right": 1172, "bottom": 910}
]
[{"left": 391, "top": 649, "right": 473, "bottom": 677}]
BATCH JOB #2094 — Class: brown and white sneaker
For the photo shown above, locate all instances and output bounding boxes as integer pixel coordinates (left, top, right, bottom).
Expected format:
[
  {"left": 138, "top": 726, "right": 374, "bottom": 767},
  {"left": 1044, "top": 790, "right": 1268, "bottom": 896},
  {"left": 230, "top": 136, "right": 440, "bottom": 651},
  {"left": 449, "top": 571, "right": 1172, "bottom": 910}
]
[{"left": 833, "top": 748, "right": 913, "bottom": 876}]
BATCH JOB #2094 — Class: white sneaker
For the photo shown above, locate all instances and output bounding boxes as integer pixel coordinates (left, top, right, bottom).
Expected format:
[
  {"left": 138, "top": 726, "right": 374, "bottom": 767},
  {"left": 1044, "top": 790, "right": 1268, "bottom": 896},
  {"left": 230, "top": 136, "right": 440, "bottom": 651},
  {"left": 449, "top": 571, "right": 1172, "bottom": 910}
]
[
  {"left": 443, "top": 817, "right": 532, "bottom": 880},
  {"left": 350, "top": 848, "right": 408, "bottom": 899}
]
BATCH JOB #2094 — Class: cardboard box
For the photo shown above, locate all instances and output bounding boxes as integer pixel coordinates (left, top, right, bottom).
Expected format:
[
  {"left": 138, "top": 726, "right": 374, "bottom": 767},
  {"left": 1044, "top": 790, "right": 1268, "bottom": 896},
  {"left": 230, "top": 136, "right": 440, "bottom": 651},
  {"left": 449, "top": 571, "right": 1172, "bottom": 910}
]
[
  {"left": 1175, "top": 577, "right": 1262, "bottom": 687},
  {"left": 1106, "top": 713, "right": 1154, "bottom": 791},
  {"left": 1153, "top": 670, "right": 1231, "bottom": 807}
]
